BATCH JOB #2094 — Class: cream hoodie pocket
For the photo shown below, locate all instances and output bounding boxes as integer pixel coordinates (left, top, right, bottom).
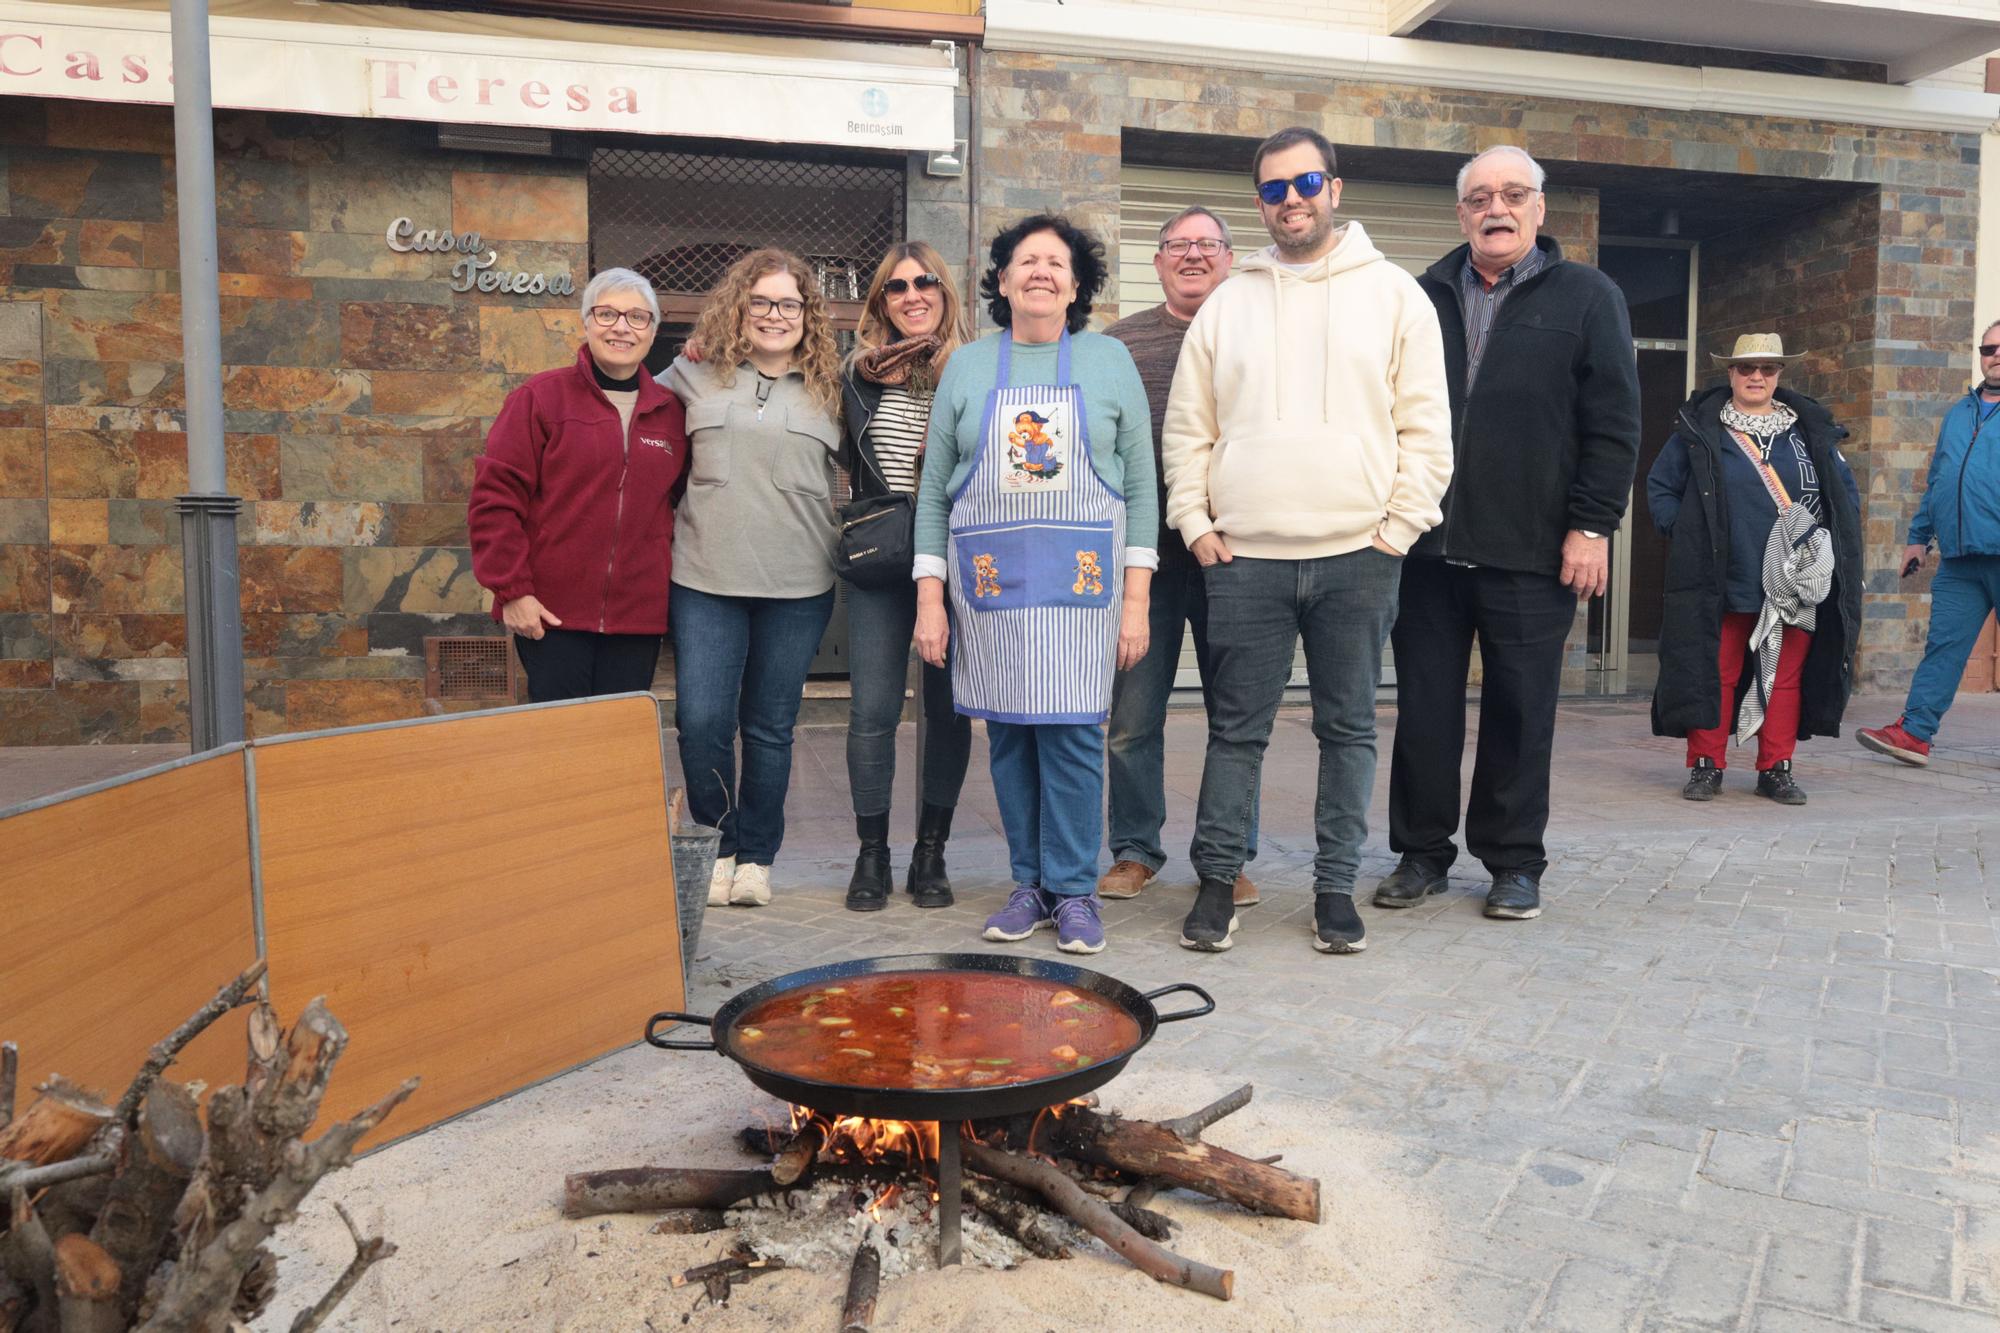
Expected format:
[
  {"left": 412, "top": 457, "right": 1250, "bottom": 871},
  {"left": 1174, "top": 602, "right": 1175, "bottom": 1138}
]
[{"left": 1210, "top": 429, "right": 1391, "bottom": 544}]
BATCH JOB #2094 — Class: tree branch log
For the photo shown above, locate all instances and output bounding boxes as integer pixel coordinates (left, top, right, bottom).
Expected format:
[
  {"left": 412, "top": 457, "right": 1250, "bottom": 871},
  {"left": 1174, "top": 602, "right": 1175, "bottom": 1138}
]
[
  {"left": 1050, "top": 1106, "right": 1319, "bottom": 1223},
  {"left": 0, "top": 1081, "right": 114, "bottom": 1169},
  {"left": 770, "top": 1120, "right": 824, "bottom": 1189},
  {"left": 1160, "top": 1084, "right": 1252, "bottom": 1142},
  {"left": 52, "top": 1234, "right": 120, "bottom": 1333},
  {"left": 962, "top": 1141, "right": 1232, "bottom": 1301},
  {"left": 0, "top": 1044, "right": 16, "bottom": 1133},
  {"left": 839, "top": 1237, "right": 879, "bottom": 1333},
  {"left": 562, "top": 1168, "right": 779, "bottom": 1219},
  {"left": 90, "top": 1082, "right": 203, "bottom": 1321},
  {"left": 286, "top": 1203, "right": 396, "bottom": 1333},
  {"left": 960, "top": 1178, "right": 1071, "bottom": 1260},
  {"left": 113, "top": 960, "right": 267, "bottom": 1128},
  {"left": 4, "top": 1187, "right": 56, "bottom": 1331}
]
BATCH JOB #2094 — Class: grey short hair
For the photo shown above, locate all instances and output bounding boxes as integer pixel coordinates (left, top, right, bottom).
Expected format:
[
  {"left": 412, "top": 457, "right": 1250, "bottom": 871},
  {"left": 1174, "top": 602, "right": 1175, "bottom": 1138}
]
[
  {"left": 1157, "top": 205, "right": 1233, "bottom": 251},
  {"left": 1455, "top": 146, "right": 1547, "bottom": 200},
  {"left": 1984, "top": 316, "right": 2000, "bottom": 340},
  {"left": 580, "top": 267, "right": 660, "bottom": 321}
]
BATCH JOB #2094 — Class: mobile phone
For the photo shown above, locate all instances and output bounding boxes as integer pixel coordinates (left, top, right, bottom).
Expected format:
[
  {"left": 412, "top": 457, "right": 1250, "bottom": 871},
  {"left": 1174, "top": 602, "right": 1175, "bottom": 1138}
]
[{"left": 1902, "top": 554, "right": 1923, "bottom": 578}]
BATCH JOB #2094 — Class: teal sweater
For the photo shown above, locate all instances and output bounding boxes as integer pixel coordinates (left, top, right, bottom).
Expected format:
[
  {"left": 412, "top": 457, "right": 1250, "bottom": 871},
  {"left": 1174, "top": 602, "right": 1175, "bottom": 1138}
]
[{"left": 913, "top": 331, "right": 1159, "bottom": 568}]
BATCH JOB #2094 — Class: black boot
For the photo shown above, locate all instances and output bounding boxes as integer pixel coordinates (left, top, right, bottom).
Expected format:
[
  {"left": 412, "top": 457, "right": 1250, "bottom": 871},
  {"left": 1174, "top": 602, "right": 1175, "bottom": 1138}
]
[
  {"left": 906, "top": 803, "right": 955, "bottom": 908},
  {"left": 845, "top": 813, "right": 892, "bottom": 911},
  {"left": 1682, "top": 757, "right": 1723, "bottom": 802},
  {"left": 1756, "top": 760, "right": 1807, "bottom": 806}
]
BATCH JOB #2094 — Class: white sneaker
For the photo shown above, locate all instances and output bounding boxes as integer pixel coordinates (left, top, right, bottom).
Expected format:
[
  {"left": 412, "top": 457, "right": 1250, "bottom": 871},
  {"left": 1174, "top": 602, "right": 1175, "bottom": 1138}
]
[
  {"left": 707, "top": 855, "right": 737, "bottom": 907},
  {"left": 730, "top": 862, "right": 772, "bottom": 907}
]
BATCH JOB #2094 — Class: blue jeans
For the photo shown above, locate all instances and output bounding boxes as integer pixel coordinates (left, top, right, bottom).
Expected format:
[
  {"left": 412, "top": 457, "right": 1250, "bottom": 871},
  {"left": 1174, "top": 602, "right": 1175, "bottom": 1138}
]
[
  {"left": 844, "top": 579, "right": 973, "bottom": 817},
  {"left": 1104, "top": 561, "right": 1259, "bottom": 872},
  {"left": 670, "top": 583, "right": 836, "bottom": 865},
  {"left": 1190, "top": 549, "right": 1401, "bottom": 895},
  {"left": 987, "top": 721, "right": 1104, "bottom": 897},
  {"left": 1903, "top": 554, "right": 2000, "bottom": 741}
]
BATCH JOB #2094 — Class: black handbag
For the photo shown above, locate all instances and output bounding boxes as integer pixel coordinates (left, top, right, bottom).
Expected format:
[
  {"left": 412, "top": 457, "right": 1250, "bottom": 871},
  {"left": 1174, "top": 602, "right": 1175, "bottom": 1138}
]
[{"left": 835, "top": 441, "right": 918, "bottom": 590}]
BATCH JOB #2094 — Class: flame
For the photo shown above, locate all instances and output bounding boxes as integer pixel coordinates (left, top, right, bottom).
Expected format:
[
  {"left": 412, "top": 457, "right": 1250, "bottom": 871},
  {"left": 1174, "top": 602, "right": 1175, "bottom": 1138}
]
[
  {"left": 787, "top": 1106, "right": 940, "bottom": 1174},
  {"left": 865, "top": 1182, "right": 904, "bottom": 1222}
]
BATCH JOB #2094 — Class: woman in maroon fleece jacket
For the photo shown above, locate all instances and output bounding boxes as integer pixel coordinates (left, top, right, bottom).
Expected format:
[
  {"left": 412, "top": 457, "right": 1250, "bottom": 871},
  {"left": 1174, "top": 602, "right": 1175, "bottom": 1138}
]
[{"left": 469, "top": 267, "right": 689, "bottom": 701}]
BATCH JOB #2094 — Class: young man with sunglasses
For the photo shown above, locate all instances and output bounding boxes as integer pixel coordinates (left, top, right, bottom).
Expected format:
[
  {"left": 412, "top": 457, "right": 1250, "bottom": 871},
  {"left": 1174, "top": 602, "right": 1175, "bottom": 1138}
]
[
  {"left": 1162, "top": 126, "right": 1454, "bottom": 955},
  {"left": 1379, "top": 145, "right": 1640, "bottom": 923},
  {"left": 1858, "top": 322, "right": 2000, "bottom": 768},
  {"left": 1099, "top": 205, "right": 1265, "bottom": 908}
]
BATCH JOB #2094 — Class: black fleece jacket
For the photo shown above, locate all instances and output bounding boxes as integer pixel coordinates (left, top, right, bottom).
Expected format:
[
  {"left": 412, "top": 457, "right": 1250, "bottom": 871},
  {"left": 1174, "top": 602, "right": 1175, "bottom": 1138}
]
[{"left": 1413, "top": 237, "right": 1641, "bottom": 577}]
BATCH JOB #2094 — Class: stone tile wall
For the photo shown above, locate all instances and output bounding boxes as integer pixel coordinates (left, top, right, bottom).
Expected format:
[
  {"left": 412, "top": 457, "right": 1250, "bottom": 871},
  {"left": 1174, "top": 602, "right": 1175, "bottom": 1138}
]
[
  {"left": 974, "top": 48, "right": 1981, "bottom": 689},
  {"left": 0, "top": 101, "right": 585, "bottom": 742}
]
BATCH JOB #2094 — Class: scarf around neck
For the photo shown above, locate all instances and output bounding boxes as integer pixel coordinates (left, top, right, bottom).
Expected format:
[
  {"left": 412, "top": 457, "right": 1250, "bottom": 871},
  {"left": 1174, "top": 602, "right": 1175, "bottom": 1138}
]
[
  {"left": 855, "top": 334, "right": 947, "bottom": 393},
  {"left": 1721, "top": 400, "right": 1798, "bottom": 455}
]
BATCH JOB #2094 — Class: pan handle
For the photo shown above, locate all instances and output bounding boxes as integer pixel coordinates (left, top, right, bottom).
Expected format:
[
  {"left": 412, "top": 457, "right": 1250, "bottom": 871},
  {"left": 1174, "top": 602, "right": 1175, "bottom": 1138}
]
[
  {"left": 1142, "top": 982, "right": 1215, "bottom": 1024},
  {"left": 645, "top": 1011, "right": 717, "bottom": 1051}
]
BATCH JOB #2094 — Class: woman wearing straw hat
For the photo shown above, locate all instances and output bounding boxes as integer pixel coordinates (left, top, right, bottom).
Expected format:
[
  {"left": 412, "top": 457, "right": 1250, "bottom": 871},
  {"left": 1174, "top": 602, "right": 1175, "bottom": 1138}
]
[{"left": 1645, "top": 333, "right": 1861, "bottom": 805}]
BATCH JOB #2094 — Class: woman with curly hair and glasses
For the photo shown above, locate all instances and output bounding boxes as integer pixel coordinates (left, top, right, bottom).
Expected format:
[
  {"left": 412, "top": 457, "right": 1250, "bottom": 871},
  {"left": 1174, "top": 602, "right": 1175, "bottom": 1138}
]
[
  {"left": 912, "top": 214, "right": 1158, "bottom": 955},
  {"left": 838, "top": 242, "right": 976, "bottom": 913},
  {"left": 661, "top": 248, "right": 842, "bottom": 909}
]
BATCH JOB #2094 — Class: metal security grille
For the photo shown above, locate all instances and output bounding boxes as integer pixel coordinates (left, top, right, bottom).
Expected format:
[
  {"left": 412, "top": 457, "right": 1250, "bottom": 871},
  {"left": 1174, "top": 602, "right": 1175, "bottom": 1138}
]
[
  {"left": 426, "top": 636, "right": 518, "bottom": 703},
  {"left": 588, "top": 145, "right": 904, "bottom": 317}
]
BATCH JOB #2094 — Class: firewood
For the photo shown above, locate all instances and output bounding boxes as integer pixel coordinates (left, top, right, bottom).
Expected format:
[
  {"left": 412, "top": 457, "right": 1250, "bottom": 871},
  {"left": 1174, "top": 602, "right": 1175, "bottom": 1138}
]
[
  {"left": 961, "top": 1140, "right": 1232, "bottom": 1301},
  {"left": 669, "top": 1247, "right": 783, "bottom": 1290},
  {"left": 111, "top": 960, "right": 266, "bottom": 1129},
  {"left": 3, "top": 1187, "right": 56, "bottom": 1330},
  {"left": 52, "top": 1234, "right": 120, "bottom": 1333},
  {"left": 286, "top": 1203, "right": 396, "bottom": 1333},
  {"left": 1107, "top": 1200, "right": 1174, "bottom": 1241},
  {"left": 1050, "top": 1105, "right": 1320, "bottom": 1223},
  {"left": 0, "top": 1080, "right": 114, "bottom": 1168},
  {"left": 0, "top": 1043, "right": 16, "bottom": 1133},
  {"left": 838, "top": 1234, "right": 880, "bottom": 1333},
  {"left": 770, "top": 1120, "right": 825, "bottom": 1188},
  {"left": 960, "top": 1178, "right": 1071, "bottom": 1260},
  {"left": 563, "top": 1168, "right": 779, "bottom": 1219},
  {"left": 90, "top": 1082, "right": 202, "bottom": 1320},
  {"left": 648, "top": 1210, "right": 728, "bottom": 1235}
]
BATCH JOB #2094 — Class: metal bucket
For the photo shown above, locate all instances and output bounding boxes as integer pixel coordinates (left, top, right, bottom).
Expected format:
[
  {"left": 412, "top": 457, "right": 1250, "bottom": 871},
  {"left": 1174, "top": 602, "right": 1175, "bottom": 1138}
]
[{"left": 670, "top": 820, "right": 722, "bottom": 979}]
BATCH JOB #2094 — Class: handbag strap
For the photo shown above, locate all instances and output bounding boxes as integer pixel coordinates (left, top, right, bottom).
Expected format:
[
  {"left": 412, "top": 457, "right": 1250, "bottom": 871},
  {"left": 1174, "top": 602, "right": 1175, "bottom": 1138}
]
[{"left": 1727, "top": 427, "right": 1793, "bottom": 510}]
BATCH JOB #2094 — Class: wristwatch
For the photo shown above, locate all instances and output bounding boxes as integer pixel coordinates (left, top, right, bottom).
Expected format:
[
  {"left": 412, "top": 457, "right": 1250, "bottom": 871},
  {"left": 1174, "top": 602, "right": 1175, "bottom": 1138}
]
[{"left": 1579, "top": 529, "right": 1605, "bottom": 540}]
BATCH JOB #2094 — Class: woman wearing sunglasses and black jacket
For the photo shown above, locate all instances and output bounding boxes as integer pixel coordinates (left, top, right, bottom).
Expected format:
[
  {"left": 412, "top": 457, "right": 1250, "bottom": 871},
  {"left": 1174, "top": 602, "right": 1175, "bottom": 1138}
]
[{"left": 838, "top": 243, "right": 975, "bottom": 912}]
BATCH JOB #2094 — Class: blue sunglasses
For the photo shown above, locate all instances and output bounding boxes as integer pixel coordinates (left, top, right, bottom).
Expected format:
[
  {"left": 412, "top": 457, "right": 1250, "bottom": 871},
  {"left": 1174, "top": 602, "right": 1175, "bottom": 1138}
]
[{"left": 1256, "top": 171, "right": 1329, "bottom": 206}]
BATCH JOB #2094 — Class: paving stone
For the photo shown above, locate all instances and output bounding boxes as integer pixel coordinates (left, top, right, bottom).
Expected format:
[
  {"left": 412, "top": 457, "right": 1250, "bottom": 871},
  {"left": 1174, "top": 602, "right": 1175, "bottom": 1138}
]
[
  {"left": 1701, "top": 1130, "right": 1790, "bottom": 1195},
  {"left": 1856, "top": 1286, "right": 1999, "bottom": 1332},
  {"left": 1760, "top": 1230, "right": 1858, "bottom": 1316},
  {"left": 1647, "top": 1245, "right": 1755, "bottom": 1327},
  {"left": 1536, "top": 1257, "right": 1656, "bottom": 1332},
  {"left": 1861, "top": 1216, "right": 1956, "bottom": 1298},
  {"left": 1790, "top": 1119, "right": 1875, "bottom": 1182}
]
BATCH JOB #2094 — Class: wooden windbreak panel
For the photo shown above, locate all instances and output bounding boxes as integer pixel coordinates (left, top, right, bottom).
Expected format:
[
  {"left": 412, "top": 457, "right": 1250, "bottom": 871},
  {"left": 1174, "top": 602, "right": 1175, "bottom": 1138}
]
[
  {"left": 1961, "top": 612, "right": 1998, "bottom": 692},
  {"left": 0, "top": 753, "right": 257, "bottom": 1103},
  {"left": 253, "top": 696, "right": 683, "bottom": 1144}
]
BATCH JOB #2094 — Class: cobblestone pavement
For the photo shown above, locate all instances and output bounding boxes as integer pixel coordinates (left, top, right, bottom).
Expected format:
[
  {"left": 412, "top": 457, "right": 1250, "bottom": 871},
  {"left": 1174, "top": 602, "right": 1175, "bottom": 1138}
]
[{"left": 684, "top": 693, "right": 2000, "bottom": 1331}]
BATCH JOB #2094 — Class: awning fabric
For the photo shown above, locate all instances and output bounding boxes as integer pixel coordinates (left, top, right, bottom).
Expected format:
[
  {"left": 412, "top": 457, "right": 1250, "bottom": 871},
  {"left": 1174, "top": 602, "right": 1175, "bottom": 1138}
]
[{"left": 0, "top": 0, "right": 959, "bottom": 150}]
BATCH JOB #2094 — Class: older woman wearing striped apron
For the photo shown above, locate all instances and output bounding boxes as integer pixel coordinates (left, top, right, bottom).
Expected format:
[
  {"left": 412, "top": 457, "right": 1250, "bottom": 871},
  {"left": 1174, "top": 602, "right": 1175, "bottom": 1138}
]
[{"left": 914, "top": 214, "right": 1157, "bottom": 954}]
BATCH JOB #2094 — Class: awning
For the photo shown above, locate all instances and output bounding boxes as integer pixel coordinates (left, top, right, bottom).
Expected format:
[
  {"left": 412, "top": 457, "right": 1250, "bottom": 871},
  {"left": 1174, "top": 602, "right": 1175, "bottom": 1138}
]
[{"left": 0, "top": 0, "right": 959, "bottom": 150}]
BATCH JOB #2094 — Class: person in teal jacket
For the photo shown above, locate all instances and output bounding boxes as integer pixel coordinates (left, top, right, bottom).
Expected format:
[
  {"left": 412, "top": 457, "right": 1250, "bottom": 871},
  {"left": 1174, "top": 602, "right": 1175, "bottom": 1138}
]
[{"left": 1858, "top": 323, "right": 2000, "bottom": 766}]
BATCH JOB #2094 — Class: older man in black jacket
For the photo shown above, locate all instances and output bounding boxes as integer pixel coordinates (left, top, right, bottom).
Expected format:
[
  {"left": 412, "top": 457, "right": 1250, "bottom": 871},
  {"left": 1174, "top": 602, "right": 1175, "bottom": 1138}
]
[{"left": 1378, "top": 145, "right": 1641, "bottom": 922}]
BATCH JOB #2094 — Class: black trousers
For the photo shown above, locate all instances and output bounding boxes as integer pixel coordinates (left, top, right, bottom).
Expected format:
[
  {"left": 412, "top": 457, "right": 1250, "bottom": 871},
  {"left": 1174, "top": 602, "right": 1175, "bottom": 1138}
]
[
  {"left": 1388, "top": 558, "right": 1577, "bottom": 879},
  {"left": 512, "top": 627, "right": 662, "bottom": 703}
]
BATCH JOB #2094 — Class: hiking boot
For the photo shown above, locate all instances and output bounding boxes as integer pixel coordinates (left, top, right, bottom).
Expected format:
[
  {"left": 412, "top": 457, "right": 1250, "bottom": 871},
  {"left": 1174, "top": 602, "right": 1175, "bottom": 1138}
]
[
  {"left": 707, "top": 854, "right": 737, "bottom": 908},
  {"left": 1312, "top": 893, "right": 1367, "bottom": 953},
  {"left": 1756, "top": 760, "right": 1808, "bottom": 806},
  {"left": 1681, "top": 757, "right": 1723, "bottom": 802},
  {"left": 1179, "top": 878, "right": 1239, "bottom": 952},
  {"left": 730, "top": 862, "right": 772, "bottom": 907},
  {"left": 1233, "top": 872, "right": 1261, "bottom": 907},
  {"left": 1372, "top": 858, "right": 1449, "bottom": 909},
  {"left": 906, "top": 802, "right": 955, "bottom": 908},
  {"left": 845, "top": 813, "right": 891, "bottom": 912},
  {"left": 983, "top": 885, "right": 1054, "bottom": 942},
  {"left": 1484, "top": 872, "right": 1541, "bottom": 920},
  {"left": 1053, "top": 895, "right": 1106, "bottom": 955},
  {"left": 1097, "top": 859, "right": 1156, "bottom": 900},
  {"left": 1858, "top": 718, "right": 1931, "bottom": 767}
]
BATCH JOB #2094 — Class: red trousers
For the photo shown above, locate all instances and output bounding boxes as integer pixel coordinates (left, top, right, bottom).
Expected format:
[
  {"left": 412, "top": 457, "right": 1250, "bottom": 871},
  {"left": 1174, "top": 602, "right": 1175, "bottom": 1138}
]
[{"left": 1686, "top": 612, "right": 1812, "bottom": 770}]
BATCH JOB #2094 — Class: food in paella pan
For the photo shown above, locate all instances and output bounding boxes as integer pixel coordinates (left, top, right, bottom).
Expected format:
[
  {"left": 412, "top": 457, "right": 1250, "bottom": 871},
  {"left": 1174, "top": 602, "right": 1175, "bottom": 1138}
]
[{"left": 731, "top": 971, "right": 1143, "bottom": 1090}]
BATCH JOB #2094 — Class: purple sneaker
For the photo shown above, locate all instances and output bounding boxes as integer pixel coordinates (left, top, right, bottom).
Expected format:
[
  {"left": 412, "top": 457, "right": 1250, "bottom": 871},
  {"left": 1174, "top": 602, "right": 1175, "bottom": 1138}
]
[
  {"left": 983, "top": 884, "right": 1053, "bottom": 942},
  {"left": 1053, "top": 894, "right": 1106, "bottom": 955}
]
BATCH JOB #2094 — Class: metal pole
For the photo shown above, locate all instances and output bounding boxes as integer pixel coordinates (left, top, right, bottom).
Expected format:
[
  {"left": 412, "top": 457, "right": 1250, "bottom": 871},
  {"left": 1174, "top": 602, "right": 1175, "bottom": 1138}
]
[
  {"left": 935, "top": 1119, "right": 962, "bottom": 1266},
  {"left": 170, "top": 0, "right": 245, "bottom": 749}
]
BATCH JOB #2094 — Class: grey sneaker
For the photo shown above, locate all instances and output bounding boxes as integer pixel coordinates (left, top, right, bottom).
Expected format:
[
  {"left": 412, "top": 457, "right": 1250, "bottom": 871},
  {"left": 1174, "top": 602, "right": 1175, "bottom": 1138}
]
[
  {"left": 1053, "top": 894, "right": 1106, "bottom": 954},
  {"left": 982, "top": 884, "right": 1054, "bottom": 942}
]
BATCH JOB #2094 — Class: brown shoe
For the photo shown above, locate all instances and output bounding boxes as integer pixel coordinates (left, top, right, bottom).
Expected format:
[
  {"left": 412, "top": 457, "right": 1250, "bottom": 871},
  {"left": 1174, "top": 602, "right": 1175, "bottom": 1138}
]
[
  {"left": 1098, "top": 860, "right": 1156, "bottom": 899},
  {"left": 1232, "top": 873, "right": 1260, "bottom": 907}
]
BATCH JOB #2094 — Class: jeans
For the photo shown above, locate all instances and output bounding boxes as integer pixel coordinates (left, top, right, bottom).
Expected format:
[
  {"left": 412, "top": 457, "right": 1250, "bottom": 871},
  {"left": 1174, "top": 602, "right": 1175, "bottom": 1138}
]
[
  {"left": 1104, "top": 561, "right": 1259, "bottom": 872},
  {"left": 1903, "top": 554, "right": 2000, "bottom": 741},
  {"left": 511, "top": 627, "right": 661, "bottom": 703},
  {"left": 987, "top": 721, "right": 1105, "bottom": 897},
  {"left": 1686, "top": 613, "right": 1811, "bottom": 769},
  {"left": 1190, "top": 549, "right": 1402, "bottom": 896},
  {"left": 844, "top": 579, "right": 973, "bottom": 817},
  {"left": 670, "top": 583, "right": 836, "bottom": 865},
  {"left": 1388, "top": 558, "right": 1576, "bottom": 879}
]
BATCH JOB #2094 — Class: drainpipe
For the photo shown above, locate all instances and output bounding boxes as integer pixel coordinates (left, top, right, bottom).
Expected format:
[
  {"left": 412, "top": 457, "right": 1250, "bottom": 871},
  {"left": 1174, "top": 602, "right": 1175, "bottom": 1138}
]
[{"left": 171, "top": 0, "right": 245, "bottom": 750}]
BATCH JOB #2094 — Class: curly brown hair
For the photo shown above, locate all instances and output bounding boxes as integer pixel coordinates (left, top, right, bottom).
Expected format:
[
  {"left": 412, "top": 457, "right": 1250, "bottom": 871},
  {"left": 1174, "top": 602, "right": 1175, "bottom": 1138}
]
[
  {"left": 854, "top": 241, "right": 970, "bottom": 361},
  {"left": 690, "top": 248, "right": 840, "bottom": 412}
]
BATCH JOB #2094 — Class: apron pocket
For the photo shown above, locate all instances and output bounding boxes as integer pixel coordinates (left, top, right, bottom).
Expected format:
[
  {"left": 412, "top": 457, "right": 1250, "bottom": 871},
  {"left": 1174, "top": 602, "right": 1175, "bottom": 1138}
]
[{"left": 954, "top": 521, "right": 1116, "bottom": 612}]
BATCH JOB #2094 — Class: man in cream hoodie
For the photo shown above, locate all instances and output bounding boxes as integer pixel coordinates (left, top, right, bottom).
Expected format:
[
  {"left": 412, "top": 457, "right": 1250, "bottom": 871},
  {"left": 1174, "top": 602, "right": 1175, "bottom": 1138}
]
[{"left": 1162, "top": 125, "right": 1454, "bottom": 956}]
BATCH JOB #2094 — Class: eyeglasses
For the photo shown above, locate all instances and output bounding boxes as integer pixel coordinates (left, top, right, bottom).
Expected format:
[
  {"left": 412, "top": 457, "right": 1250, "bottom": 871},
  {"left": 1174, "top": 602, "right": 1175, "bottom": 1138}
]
[
  {"left": 1729, "top": 363, "right": 1785, "bottom": 377},
  {"left": 588, "top": 305, "right": 655, "bottom": 330},
  {"left": 1256, "top": 172, "right": 1329, "bottom": 206},
  {"left": 1979, "top": 343, "right": 2000, "bottom": 357},
  {"left": 748, "top": 296, "right": 806, "bottom": 320},
  {"left": 1159, "top": 238, "right": 1231, "bottom": 258},
  {"left": 1459, "top": 186, "right": 1539, "bottom": 213},
  {"left": 882, "top": 274, "right": 943, "bottom": 295}
]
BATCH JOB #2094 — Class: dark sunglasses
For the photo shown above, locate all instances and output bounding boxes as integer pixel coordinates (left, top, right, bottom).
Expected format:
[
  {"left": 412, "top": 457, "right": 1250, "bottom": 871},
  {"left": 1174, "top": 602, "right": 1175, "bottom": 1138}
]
[
  {"left": 1256, "top": 171, "right": 1329, "bottom": 206},
  {"left": 883, "top": 273, "right": 944, "bottom": 295},
  {"left": 1980, "top": 343, "right": 2000, "bottom": 357}
]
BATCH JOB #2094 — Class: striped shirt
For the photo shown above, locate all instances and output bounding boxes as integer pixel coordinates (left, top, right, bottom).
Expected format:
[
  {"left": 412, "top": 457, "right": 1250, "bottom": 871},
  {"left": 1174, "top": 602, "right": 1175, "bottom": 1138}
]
[
  {"left": 1459, "top": 244, "right": 1546, "bottom": 388},
  {"left": 866, "top": 384, "right": 930, "bottom": 493}
]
